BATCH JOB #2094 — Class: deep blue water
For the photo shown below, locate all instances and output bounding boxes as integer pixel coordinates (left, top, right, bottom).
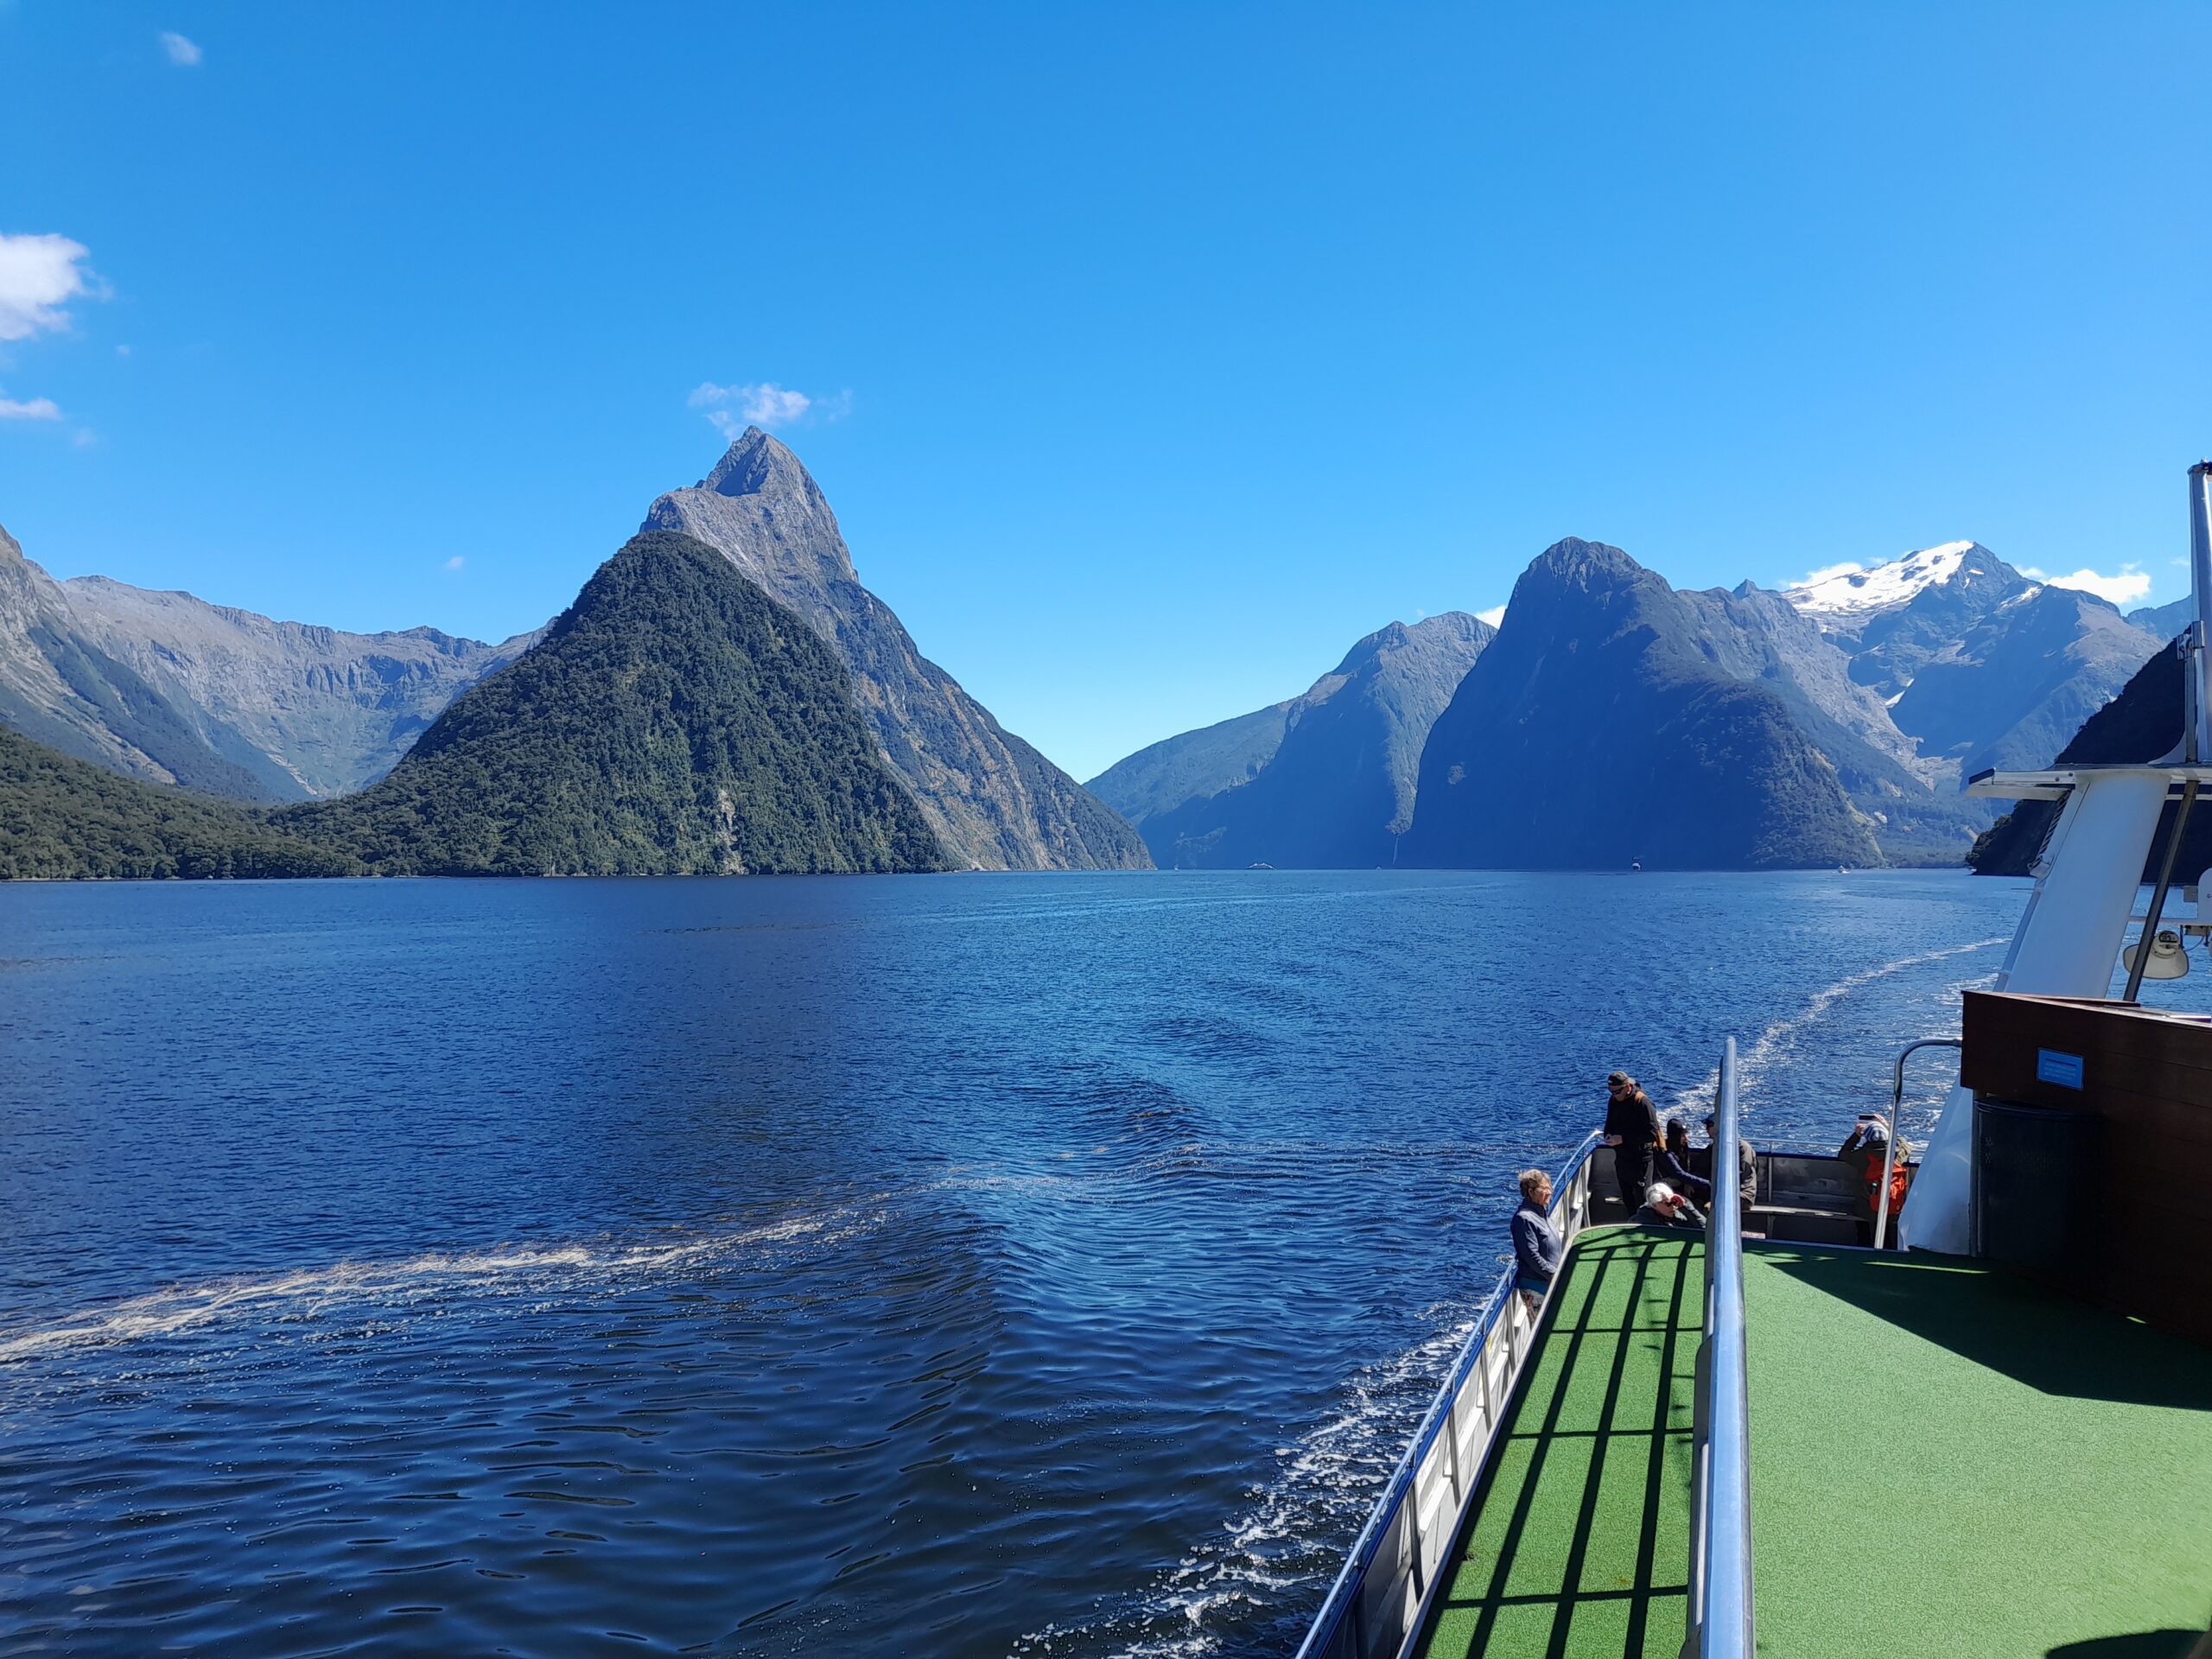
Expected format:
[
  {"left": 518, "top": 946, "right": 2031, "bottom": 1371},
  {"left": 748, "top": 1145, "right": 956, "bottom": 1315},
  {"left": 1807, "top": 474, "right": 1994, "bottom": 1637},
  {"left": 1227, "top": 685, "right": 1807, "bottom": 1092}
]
[{"left": 0, "top": 869, "right": 2081, "bottom": 1656}]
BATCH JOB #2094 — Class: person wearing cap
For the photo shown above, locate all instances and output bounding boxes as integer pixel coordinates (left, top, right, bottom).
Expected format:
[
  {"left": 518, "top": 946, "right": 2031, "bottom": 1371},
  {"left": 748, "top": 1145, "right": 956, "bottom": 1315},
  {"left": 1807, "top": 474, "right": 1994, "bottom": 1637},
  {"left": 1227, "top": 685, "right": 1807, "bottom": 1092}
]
[
  {"left": 1633, "top": 1182, "right": 1707, "bottom": 1229},
  {"left": 1510, "top": 1168, "right": 1562, "bottom": 1316},
  {"left": 1601, "top": 1071, "right": 1662, "bottom": 1213}
]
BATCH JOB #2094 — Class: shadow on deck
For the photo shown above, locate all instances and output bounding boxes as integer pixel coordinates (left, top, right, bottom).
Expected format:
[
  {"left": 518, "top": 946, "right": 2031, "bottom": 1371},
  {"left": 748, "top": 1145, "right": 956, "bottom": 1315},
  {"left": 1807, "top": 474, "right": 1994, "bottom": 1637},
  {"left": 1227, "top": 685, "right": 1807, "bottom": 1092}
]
[{"left": 1415, "top": 1227, "right": 1702, "bottom": 1659}]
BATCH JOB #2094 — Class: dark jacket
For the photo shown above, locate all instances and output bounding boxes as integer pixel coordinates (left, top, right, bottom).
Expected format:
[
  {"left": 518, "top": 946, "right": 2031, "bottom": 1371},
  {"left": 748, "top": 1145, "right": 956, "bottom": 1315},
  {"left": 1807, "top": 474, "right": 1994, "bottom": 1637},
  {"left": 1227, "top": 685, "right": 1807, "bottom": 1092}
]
[
  {"left": 1510, "top": 1199, "right": 1563, "bottom": 1283},
  {"left": 1605, "top": 1089, "right": 1661, "bottom": 1149},
  {"left": 1633, "top": 1197, "right": 1707, "bottom": 1229},
  {"left": 1655, "top": 1146, "right": 1713, "bottom": 1205}
]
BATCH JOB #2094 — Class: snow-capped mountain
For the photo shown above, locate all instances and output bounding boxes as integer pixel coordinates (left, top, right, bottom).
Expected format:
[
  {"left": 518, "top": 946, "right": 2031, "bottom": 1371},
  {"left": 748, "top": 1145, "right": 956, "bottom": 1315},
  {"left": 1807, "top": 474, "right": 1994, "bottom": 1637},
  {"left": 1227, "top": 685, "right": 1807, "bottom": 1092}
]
[
  {"left": 1785, "top": 541, "right": 1998, "bottom": 621},
  {"left": 1783, "top": 540, "right": 2162, "bottom": 782}
]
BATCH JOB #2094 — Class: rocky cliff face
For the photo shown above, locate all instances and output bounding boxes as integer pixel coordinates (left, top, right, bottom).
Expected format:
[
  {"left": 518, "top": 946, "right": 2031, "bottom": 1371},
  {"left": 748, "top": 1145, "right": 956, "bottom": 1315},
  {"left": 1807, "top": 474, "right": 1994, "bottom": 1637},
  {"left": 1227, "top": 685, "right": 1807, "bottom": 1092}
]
[
  {"left": 643, "top": 428, "right": 1148, "bottom": 871},
  {"left": 1675, "top": 581, "right": 1990, "bottom": 861},
  {"left": 1783, "top": 542, "right": 2161, "bottom": 784},
  {"left": 0, "top": 522, "right": 536, "bottom": 799},
  {"left": 1093, "top": 613, "right": 1493, "bottom": 868},
  {"left": 1403, "top": 539, "right": 1881, "bottom": 870}
]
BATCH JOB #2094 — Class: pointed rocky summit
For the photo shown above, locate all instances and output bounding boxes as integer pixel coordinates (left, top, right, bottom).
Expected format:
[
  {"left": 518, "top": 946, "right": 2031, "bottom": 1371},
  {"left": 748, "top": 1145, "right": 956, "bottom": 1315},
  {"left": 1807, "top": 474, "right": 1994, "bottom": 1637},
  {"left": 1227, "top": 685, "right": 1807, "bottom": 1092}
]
[{"left": 645, "top": 428, "right": 1148, "bottom": 871}]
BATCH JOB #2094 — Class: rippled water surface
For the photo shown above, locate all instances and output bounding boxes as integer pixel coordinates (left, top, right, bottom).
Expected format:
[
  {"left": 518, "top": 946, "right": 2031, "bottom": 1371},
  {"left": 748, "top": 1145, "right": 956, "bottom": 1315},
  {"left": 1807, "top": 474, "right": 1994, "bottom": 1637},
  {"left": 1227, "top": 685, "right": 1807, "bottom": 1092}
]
[{"left": 0, "top": 870, "right": 2105, "bottom": 1655}]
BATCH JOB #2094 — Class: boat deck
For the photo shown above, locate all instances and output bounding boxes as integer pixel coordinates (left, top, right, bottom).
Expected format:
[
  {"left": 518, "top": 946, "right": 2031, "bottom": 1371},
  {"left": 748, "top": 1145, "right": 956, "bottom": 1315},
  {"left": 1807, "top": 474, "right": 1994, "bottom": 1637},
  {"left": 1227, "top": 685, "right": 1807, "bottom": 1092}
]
[
  {"left": 1413, "top": 1228, "right": 2212, "bottom": 1659},
  {"left": 1748, "top": 1242, "right": 2212, "bottom": 1659},
  {"left": 1417, "top": 1226, "right": 1700, "bottom": 1659}
]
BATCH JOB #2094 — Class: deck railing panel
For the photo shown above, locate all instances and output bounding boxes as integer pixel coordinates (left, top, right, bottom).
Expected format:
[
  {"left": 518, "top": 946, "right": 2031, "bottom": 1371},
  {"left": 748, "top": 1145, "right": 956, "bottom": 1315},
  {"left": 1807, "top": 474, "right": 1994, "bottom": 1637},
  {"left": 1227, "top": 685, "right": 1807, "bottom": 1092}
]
[{"left": 1290, "top": 1131, "right": 1604, "bottom": 1659}]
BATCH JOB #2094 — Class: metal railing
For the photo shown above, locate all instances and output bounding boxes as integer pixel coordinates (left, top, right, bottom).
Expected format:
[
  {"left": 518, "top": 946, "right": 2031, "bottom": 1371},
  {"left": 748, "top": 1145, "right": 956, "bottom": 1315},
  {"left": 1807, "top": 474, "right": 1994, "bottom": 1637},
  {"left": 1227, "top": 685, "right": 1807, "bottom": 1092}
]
[
  {"left": 1683, "top": 1036, "right": 1753, "bottom": 1659},
  {"left": 1877, "top": 1039, "right": 1961, "bottom": 1249},
  {"left": 1291, "top": 1129, "right": 1604, "bottom": 1659}
]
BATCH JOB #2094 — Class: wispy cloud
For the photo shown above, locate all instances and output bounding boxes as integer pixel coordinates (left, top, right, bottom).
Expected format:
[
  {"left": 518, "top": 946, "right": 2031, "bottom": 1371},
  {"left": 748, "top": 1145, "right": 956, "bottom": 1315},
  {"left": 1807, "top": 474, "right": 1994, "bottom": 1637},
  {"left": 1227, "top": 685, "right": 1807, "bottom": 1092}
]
[
  {"left": 2019, "top": 563, "right": 2152, "bottom": 607},
  {"left": 1476, "top": 604, "right": 1506, "bottom": 627},
  {"left": 1787, "top": 561, "right": 1866, "bottom": 589},
  {"left": 444, "top": 556, "right": 466, "bottom": 572},
  {"left": 159, "top": 30, "right": 203, "bottom": 66},
  {"left": 687, "top": 380, "right": 848, "bottom": 439},
  {"left": 0, "top": 232, "right": 99, "bottom": 341},
  {"left": 0, "top": 392, "right": 63, "bottom": 422}
]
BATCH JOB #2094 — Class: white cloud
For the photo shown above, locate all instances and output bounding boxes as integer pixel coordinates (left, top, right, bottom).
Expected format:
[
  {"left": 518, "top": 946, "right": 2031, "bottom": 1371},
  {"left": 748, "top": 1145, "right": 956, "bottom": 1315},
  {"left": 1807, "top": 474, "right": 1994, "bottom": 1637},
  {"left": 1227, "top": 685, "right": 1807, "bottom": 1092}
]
[
  {"left": 0, "top": 392, "right": 63, "bottom": 422},
  {"left": 1476, "top": 604, "right": 1507, "bottom": 627},
  {"left": 160, "top": 31, "right": 203, "bottom": 66},
  {"left": 0, "top": 233, "right": 99, "bottom": 341},
  {"left": 688, "top": 380, "right": 843, "bottom": 437},
  {"left": 2018, "top": 563, "right": 2152, "bottom": 607},
  {"left": 444, "top": 556, "right": 466, "bottom": 572},
  {"left": 1788, "top": 561, "right": 1866, "bottom": 589}
]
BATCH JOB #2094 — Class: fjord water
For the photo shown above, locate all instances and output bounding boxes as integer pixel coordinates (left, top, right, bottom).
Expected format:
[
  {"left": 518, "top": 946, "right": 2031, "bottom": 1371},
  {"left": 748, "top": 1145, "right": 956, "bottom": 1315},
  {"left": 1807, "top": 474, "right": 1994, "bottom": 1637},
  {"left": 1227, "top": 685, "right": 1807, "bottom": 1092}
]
[{"left": 0, "top": 871, "right": 2056, "bottom": 1656}]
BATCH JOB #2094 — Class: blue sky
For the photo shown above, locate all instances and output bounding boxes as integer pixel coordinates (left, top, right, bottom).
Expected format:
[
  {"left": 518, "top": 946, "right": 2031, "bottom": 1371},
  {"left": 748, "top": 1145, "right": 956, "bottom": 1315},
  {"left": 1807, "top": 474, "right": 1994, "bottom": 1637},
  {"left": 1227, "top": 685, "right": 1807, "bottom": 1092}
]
[{"left": 3, "top": 3, "right": 2209, "bottom": 780}]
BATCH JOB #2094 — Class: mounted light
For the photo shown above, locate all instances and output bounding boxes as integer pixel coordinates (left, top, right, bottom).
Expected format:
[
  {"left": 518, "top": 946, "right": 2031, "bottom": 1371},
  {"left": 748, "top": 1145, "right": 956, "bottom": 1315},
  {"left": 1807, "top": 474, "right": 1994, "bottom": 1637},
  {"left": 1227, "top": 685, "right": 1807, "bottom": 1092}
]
[{"left": 2123, "top": 928, "right": 2191, "bottom": 981}]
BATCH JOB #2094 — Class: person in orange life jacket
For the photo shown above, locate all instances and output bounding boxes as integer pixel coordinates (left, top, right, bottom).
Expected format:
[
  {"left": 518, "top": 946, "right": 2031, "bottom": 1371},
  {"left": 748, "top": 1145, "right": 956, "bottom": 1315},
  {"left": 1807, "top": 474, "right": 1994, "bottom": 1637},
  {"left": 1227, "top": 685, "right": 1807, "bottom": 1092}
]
[
  {"left": 1839, "top": 1114, "right": 1911, "bottom": 1224},
  {"left": 1601, "top": 1071, "right": 1661, "bottom": 1211}
]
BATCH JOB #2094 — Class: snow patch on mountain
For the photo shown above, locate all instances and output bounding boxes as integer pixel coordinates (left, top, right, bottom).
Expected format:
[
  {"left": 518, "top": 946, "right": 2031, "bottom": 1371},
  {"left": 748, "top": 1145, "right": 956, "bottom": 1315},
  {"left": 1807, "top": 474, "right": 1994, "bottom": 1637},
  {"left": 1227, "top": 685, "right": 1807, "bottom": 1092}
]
[{"left": 1784, "top": 542, "right": 1979, "bottom": 620}]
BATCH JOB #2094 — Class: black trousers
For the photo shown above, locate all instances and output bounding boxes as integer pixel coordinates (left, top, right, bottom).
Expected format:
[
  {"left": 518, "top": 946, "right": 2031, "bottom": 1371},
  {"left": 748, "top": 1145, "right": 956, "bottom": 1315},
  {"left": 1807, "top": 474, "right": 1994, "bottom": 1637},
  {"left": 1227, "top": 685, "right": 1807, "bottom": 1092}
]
[{"left": 1612, "top": 1147, "right": 1653, "bottom": 1211}]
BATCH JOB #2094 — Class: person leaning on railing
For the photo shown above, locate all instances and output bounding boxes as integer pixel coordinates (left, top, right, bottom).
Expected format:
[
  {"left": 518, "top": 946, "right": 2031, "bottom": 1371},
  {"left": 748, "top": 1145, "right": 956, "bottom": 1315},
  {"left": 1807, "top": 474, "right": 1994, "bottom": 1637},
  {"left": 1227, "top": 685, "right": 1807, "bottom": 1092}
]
[{"left": 1510, "top": 1169, "right": 1563, "bottom": 1314}]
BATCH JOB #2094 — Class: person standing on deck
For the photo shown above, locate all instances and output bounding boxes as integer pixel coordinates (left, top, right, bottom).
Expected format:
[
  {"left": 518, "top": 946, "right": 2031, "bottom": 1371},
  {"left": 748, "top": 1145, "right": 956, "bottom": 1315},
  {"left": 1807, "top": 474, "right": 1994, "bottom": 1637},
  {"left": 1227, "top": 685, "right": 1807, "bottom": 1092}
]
[
  {"left": 1510, "top": 1169, "right": 1562, "bottom": 1316},
  {"left": 1601, "top": 1072, "right": 1660, "bottom": 1212}
]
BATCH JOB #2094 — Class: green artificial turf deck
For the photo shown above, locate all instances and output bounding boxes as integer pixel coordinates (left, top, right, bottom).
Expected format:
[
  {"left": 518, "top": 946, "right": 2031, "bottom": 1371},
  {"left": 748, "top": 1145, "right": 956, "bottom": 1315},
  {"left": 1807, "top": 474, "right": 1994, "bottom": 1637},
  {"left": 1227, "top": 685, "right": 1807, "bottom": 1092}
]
[
  {"left": 1416, "top": 1225, "right": 1703, "bottom": 1659},
  {"left": 1744, "top": 1243, "right": 2212, "bottom": 1659}
]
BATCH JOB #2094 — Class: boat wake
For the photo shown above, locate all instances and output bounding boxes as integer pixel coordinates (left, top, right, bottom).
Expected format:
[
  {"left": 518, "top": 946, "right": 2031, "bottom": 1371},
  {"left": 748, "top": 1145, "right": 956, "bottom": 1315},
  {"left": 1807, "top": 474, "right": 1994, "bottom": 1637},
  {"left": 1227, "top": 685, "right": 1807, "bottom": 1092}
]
[
  {"left": 1665, "top": 935, "right": 2006, "bottom": 1121},
  {"left": 0, "top": 1213, "right": 849, "bottom": 1364},
  {"left": 1012, "top": 1307, "right": 1479, "bottom": 1659}
]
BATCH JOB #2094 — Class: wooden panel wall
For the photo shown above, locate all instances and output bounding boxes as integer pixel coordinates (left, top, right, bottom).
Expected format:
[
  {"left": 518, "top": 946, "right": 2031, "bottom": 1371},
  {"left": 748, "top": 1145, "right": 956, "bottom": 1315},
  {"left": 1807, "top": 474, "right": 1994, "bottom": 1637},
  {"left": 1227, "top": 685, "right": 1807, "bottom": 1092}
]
[{"left": 1961, "top": 990, "right": 2212, "bottom": 1346}]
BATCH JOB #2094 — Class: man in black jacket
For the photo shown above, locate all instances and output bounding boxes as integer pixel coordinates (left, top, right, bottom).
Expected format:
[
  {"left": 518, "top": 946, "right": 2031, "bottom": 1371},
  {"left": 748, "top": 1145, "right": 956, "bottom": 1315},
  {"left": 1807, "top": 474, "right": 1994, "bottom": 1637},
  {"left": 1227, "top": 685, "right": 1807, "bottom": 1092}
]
[{"left": 1602, "top": 1071, "right": 1660, "bottom": 1212}]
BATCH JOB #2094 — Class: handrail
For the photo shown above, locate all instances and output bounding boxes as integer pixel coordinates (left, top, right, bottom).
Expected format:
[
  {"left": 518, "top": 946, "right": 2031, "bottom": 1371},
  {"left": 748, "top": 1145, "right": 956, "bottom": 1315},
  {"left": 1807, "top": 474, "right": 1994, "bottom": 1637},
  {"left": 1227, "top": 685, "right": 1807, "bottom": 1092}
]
[
  {"left": 1686, "top": 1036, "right": 1754, "bottom": 1659},
  {"left": 1877, "top": 1039, "right": 1961, "bottom": 1249},
  {"left": 1292, "top": 1129, "right": 1605, "bottom": 1659}
]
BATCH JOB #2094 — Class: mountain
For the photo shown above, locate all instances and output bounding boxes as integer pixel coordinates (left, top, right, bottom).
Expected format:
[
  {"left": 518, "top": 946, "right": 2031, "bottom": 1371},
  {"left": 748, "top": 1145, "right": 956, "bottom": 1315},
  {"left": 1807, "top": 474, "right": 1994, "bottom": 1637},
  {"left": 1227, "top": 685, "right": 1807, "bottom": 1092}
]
[
  {"left": 1090, "top": 613, "right": 1494, "bottom": 868},
  {"left": 1967, "top": 640, "right": 2212, "bottom": 881},
  {"left": 1402, "top": 539, "right": 1882, "bottom": 870},
  {"left": 1783, "top": 541, "right": 2162, "bottom": 783},
  {"left": 2130, "top": 597, "right": 2196, "bottom": 640},
  {"left": 0, "top": 522, "right": 537, "bottom": 801},
  {"left": 1673, "top": 581, "right": 1986, "bottom": 861},
  {"left": 1085, "top": 704, "right": 1293, "bottom": 832},
  {"left": 0, "top": 723, "right": 357, "bottom": 880},
  {"left": 643, "top": 429, "right": 1147, "bottom": 871},
  {"left": 280, "top": 531, "right": 949, "bottom": 876}
]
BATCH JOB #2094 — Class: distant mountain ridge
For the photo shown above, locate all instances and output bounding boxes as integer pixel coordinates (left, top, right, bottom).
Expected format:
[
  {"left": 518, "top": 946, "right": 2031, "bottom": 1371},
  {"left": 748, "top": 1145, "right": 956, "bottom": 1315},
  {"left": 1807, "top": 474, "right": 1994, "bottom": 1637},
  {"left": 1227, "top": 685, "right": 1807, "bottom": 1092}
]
[
  {"left": 1403, "top": 539, "right": 1881, "bottom": 870},
  {"left": 1090, "top": 612, "right": 1493, "bottom": 868},
  {"left": 0, "top": 522, "right": 537, "bottom": 800},
  {"left": 1780, "top": 540, "right": 2161, "bottom": 782},
  {"left": 644, "top": 429, "right": 1148, "bottom": 872},
  {"left": 1100, "top": 536, "right": 2158, "bottom": 870}
]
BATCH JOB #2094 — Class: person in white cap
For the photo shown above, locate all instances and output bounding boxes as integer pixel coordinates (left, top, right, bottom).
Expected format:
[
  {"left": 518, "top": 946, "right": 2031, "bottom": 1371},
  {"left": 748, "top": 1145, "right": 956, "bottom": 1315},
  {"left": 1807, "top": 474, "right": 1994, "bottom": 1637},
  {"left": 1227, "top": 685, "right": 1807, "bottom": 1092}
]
[{"left": 1633, "top": 1182, "right": 1707, "bottom": 1229}]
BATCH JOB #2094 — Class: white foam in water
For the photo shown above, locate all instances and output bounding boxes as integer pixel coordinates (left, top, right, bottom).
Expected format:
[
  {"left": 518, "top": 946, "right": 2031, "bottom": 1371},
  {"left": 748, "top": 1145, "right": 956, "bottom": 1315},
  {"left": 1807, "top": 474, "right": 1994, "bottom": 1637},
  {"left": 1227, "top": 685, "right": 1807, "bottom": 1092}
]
[
  {"left": 0, "top": 1213, "right": 843, "bottom": 1363},
  {"left": 1012, "top": 1308, "right": 1478, "bottom": 1659},
  {"left": 1664, "top": 935, "right": 2007, "bottom": 1121}
]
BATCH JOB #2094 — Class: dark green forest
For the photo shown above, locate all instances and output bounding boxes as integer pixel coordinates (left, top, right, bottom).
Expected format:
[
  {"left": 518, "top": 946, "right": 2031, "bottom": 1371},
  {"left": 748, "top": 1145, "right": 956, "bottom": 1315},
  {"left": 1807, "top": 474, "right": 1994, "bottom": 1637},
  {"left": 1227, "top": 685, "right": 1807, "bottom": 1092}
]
[
  {"left": 0, "top": 726, "right": 356, "bottom": 879},
  {"left": 3, "top": 532, "right": 950, "bottom": 880}
]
